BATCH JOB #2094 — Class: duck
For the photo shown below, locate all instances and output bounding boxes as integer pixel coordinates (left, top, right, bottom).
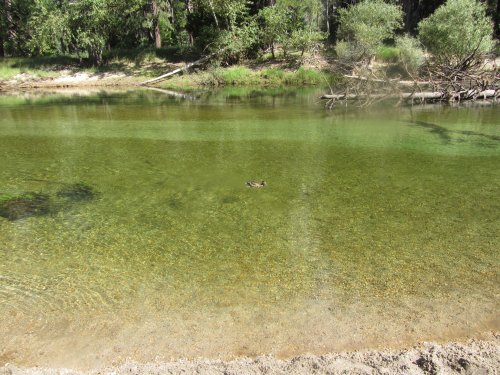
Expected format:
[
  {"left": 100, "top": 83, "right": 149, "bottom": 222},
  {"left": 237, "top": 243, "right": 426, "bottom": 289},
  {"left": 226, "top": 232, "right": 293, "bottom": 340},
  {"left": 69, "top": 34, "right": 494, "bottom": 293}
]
[{"left": 246, "top": 180, "right": 267, "bottom": 188}]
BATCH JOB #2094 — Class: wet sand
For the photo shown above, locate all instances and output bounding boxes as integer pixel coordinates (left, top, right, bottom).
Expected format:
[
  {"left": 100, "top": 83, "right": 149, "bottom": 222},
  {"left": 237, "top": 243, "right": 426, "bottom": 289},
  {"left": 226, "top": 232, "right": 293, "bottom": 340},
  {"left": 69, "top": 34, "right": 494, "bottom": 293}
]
[{"left": 2, "top": 333, "right": 499, "bottom": 375}]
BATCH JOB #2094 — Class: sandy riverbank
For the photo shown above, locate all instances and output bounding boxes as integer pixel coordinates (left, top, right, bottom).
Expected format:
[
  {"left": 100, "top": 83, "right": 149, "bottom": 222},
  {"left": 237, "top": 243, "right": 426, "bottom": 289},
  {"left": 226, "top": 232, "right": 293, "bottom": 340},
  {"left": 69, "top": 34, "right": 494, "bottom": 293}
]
[
  {"left": 0, "top": 71, "right": 143, "bottom": 91},
  {"left": 2, "top": 333, "right": 499, "bottom": 375}
]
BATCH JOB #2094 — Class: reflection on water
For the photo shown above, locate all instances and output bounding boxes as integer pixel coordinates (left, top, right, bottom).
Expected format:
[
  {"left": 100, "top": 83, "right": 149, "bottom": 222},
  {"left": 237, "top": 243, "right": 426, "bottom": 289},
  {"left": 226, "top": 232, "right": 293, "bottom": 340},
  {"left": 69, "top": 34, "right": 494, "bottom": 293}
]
[{"left": 0, "top": 89, "right": 499, "bottom": 369}]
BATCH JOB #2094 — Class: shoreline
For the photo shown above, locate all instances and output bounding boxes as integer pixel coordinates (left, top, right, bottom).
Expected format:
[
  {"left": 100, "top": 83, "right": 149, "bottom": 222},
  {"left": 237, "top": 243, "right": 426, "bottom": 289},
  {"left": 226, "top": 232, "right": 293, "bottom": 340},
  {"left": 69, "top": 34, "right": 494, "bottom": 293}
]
[
  {"left": 3, "top": 333, "right": 499, "bottom": 375},
  {"left": 0, "top": 61, "right": 330, "bottom": 93}
]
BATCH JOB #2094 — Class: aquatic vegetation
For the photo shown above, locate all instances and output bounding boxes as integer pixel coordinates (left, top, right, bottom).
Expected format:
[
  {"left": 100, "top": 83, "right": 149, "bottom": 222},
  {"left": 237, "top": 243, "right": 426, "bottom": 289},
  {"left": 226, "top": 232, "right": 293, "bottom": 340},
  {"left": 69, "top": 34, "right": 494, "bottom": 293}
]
[
  {"left": 0, "top": 192, "right": 51, "bottom": 221},
  {"left": 56, "top": 182, "right": 99, "bottom": 202}
]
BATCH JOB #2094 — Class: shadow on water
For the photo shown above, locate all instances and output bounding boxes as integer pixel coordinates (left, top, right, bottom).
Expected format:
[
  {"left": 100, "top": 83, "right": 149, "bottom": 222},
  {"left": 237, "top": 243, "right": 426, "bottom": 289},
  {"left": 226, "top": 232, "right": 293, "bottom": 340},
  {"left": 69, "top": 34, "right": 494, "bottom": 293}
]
[{"left": 405, "top": 120, "right": 500, "bottom": 144}]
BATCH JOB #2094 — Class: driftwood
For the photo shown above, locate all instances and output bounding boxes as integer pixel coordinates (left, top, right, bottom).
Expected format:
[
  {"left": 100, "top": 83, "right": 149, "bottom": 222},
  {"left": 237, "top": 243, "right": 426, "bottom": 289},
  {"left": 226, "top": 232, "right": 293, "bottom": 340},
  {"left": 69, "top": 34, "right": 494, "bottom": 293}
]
[
  {"left": 344, "top": 75, "right": 431, "bottom": 86},
  {"left": 139, "top": 51, "right": 220, "bottom": 86},
  {"left": 321, "top": 89, "right": 497, "bottom": 101},
  {"left": 324, "top": 56, "right": 499, "bottom": 108}
]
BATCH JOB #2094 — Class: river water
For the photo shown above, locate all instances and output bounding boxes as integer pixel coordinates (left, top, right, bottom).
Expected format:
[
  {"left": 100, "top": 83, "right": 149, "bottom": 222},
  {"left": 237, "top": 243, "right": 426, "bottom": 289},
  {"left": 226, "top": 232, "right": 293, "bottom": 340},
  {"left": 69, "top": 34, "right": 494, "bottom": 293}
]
[{"left": 0, "top": 88, "right": 498, "bottom": 369}]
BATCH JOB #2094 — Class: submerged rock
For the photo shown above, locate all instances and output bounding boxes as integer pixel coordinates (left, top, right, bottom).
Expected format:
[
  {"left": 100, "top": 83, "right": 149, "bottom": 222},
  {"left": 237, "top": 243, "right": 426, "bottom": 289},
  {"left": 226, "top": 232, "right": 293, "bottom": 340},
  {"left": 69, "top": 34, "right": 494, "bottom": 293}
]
[
  {"left": 56, "top": 182, "right": 98, "bottom": 202},
  {"left": 0, "top": 192, "right": 51, "bottom": 221}
]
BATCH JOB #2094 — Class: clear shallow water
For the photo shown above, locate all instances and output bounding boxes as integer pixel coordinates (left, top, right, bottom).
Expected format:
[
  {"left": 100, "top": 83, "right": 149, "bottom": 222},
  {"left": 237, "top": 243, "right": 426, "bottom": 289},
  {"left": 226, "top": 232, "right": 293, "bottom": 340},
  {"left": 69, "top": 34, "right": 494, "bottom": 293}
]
[{"left": 0, "top": 89, "right": 498, "bottom": 369}]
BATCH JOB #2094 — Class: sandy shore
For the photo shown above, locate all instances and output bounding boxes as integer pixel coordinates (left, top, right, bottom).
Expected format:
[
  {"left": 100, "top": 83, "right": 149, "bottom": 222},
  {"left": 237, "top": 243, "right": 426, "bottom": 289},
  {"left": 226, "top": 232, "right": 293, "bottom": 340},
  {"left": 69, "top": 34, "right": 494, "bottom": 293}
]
[
  {"left": 2, "top": 333, "right": 499, "bottom": 375},
  {"left": 0, "top": 71, "right": 143, "bottom": 91}
]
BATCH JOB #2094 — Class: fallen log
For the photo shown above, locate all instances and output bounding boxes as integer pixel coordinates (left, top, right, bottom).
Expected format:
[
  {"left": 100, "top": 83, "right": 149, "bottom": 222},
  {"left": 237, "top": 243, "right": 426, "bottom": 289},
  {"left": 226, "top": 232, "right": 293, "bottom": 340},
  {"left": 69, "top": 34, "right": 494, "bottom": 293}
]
[
  {"left": 320, "top": 92, "right": 444, "bottom": 100},
  {"left": 320, "top": 89, "right": 498, "bottom": 102},
  {"left": 139, "top": 51, "right": 220, "bottom": 86}
]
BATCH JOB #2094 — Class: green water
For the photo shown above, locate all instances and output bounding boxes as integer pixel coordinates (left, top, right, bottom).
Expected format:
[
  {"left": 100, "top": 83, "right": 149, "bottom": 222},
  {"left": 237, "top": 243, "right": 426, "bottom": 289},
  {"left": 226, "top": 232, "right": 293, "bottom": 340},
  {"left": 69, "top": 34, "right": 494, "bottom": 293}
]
[{"left": 0, "top": 89, "right": 498, "bottom": 368}]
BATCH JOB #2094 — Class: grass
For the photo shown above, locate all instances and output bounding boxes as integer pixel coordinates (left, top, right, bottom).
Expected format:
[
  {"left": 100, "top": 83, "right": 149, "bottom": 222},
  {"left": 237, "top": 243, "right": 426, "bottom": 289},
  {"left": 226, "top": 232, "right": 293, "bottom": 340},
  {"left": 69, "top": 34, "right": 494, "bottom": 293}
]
[
  {"left": 376, "top": 45, "right": 400, "bottom": 63},
  {"left": 0, "top": 56, "right": 78, "bottom": 80},
  {"left": 284, "top": 67, "right": 324, "bottom": 85},
  {"left": 162, "top": 66, "right": 332, "bottom": 90}
]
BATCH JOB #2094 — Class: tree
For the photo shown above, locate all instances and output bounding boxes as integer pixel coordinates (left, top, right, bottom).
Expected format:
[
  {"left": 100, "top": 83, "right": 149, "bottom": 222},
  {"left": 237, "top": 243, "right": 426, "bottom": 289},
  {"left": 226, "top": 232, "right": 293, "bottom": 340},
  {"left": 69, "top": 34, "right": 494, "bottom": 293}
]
[
  {"left": 4, "top": 0, "right": 17, "bottom": 54},
  {"left": 258, "top": 0, "right": 325, "bottom": 59},
  {"left": 258, "top": 4, "right": 290, "bottom": 58},
  {"left": 336, "top": 0, "right": 403, "bottom": 63},
  {"left": 418, "top": 0, "right": 494, "bottom": 71},
  {"left": 27, "top": 0, "right": 70, "bottom": 55}
]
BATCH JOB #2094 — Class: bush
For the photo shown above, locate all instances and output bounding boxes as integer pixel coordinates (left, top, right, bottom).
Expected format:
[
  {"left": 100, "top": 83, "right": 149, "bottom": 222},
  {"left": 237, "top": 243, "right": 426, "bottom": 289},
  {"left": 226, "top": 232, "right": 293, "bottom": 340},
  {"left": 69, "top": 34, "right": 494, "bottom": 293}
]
[
  {"left": 395, "top": 35, "right": 425, "bottom": 73},
  {"left": 418, "top": 0, "right": 494, "bottom": 69},
  {"left": 337, "top": 0, "right": 403, "bottom": 61}
]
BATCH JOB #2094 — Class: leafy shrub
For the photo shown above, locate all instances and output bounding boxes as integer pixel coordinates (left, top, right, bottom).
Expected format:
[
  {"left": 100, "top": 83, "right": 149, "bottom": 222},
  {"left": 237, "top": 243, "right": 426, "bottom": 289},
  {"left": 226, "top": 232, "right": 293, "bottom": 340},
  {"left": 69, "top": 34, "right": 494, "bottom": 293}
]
[
  {"left": 418, "top": 0, "right": 494, "bottom": 69},
  {"left": 395, "top": 35, "right": 425, "bottom": 73}
]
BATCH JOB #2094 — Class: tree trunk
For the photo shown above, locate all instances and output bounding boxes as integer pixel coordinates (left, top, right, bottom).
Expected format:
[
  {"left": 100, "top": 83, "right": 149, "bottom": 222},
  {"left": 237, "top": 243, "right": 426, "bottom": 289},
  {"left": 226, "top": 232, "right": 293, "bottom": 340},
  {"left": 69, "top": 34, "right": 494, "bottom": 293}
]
[
  {"left": 88, "top": 47, "right": 103, "bottom": 66},
  {"left": 401, "top": 0, "right": 417, "bottom": 33},
  {"left": 185, "top": 0, "right": 194, "bottom": 45},
  {"left": 4, "top": 0, "right": 17, "bottom": 55},
  {"left": 0, "top": 35, "right": 4, "bottom": 57},
  {"left": 208, "top": 0, "right": 219, "bottom": 28},
  {"left": 167, "top": 0, "right": 175, "bottom": 25},
  {"left": 152, "top": 0, "right": 162, "bottom": 49},
  {"left": 325, "top": 0, "right": 330, "bottom": 35},
  {"left": 495, "top": 0, "right": 499, "bottom": 38}
]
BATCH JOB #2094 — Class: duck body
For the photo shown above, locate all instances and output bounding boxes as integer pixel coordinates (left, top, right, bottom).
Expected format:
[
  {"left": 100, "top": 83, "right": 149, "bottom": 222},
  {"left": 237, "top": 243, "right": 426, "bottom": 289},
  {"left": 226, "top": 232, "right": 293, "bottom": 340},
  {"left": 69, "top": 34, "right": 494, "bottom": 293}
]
[{"left": 246, "top": 180, "right": 267, "bottom": 188}]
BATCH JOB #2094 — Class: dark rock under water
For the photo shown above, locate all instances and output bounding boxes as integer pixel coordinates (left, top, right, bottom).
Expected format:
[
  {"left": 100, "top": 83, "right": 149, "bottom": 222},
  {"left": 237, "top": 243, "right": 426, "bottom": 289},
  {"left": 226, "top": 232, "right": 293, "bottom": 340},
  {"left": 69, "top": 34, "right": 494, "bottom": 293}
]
[
  {"left": 0, "top": 192, "right": 51, "bottom": 221},
  {"left": 56, "top": 182, "right": 98, "bottom": 202}
]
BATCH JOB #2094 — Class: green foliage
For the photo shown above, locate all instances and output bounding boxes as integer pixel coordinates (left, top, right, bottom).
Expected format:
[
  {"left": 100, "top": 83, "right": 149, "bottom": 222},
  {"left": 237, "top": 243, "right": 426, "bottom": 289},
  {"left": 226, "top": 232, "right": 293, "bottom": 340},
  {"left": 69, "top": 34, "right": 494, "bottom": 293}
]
[
  {"left": 395, "top": 35, "right": 425, "bottom": 73},
  {"left": 211, "top": 19, "right": 260, "bottom": 64},
  {"left": 290, "top": 29, "right": 326, "bottom": 56},
  {"left": 257, "top": 5, "right": 291, "bottom": 57},
  {"left": 68, "top": 0, "right": 111, "bottom": 65},
  {"left": 376, "top": 45, "right": 400, "bottom": 62},
  {"left": 26, "top": 0, "right": 70, "bottom": 55},
  {"left": 418, "top": 0, "right": 494, "bottom": 69},
  {"left": 336, "top": 0, "right": 403, "bottom": 61},
  {"left": 258, "top": 0, "right": 324, "bottom": 59}
]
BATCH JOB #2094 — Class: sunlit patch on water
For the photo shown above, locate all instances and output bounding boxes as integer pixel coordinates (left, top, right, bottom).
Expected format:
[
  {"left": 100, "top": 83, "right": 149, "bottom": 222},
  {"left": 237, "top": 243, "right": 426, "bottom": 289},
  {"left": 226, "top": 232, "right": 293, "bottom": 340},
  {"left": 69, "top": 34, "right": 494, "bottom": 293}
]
[{"left": 0, "top": 89, "right": 498, "bottom": 369}]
